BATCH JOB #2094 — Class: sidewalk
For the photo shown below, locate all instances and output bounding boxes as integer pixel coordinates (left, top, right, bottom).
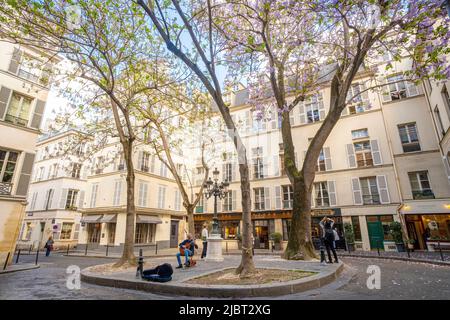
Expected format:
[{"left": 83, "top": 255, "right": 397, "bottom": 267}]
[{"left": 0, "top": 263, "right": 40, "bottom": 275}]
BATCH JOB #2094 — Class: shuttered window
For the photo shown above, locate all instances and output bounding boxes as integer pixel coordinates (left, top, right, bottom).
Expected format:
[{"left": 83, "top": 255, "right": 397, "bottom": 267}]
[{"left": 398, "top": 123, "right": 421, "bottom": 152}]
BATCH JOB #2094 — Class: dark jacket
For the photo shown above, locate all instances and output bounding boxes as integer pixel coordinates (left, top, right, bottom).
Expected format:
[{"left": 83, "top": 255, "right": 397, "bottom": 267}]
[{"left": 179, "top": 239, "right": 195, "bottom": 254}]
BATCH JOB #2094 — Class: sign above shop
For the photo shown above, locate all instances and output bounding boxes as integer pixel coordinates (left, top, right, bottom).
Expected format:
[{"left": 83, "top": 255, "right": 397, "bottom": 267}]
[{"left": 311, "top": 208, "right": 342, "bottom": 217}]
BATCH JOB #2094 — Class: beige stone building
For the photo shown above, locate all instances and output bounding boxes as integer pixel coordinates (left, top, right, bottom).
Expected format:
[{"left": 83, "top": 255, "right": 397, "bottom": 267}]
[
  {"left": 192, "top": 57, "right": 450, "bottom": 252},
  {"left": 0, "top": 41, "right": 59, "bottom": 267}
]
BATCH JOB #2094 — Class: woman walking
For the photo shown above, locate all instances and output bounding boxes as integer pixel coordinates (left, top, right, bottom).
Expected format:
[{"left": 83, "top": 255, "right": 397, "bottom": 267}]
[{"left": 44, "top": 236, "right": 54, "bottom": 257}]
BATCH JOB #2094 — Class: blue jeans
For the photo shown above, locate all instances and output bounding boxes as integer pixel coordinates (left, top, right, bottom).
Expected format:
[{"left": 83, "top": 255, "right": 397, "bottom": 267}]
[
  {"left": 176, "top": 249, "right": 192, "bottom": 266},
  {"left": 45, "top": 247, "right": 51, "bottom": 256}
]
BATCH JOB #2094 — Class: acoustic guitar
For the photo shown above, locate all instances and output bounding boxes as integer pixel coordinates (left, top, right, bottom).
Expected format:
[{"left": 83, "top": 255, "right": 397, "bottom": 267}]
[{"left": 179, "top": 241, "right": 191, "bottom": 255}]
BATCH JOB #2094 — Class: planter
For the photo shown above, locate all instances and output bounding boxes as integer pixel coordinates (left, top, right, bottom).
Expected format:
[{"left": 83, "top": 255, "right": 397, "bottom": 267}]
[
  {"left": 274, "top": 243, "right": 282, "bottom": 251},
  {"left": 346, "top": 243, "right": 355, "bottom": 252},
  {"left": 395, "top": 243, "right": 406, "bottom": 252}
]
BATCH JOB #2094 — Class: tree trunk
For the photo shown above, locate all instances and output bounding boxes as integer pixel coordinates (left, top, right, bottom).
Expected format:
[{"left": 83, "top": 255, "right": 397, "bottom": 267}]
[
  {"left": 187, "top": 206, "right": 195, "bottom": 236},
  {"left": 114, "top": 141, "right": 136, "bottom": 267},
  {"left": 283, "top": 176, "right": 317, "bottom": 260},
  {"left": 235, "top": 162, "right": 256, "bottom": 277}
]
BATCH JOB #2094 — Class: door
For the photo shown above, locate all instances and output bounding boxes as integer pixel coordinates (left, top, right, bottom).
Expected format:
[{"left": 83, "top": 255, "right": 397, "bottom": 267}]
[
  {"left": 170, "top": 220, "right": 179, "bottom": 248},
  {"left": 367, "top": 220, "right": 384, "bottom": 250},
  {"left": 87, "top": 223, "right": 101, "bottom": 243}
]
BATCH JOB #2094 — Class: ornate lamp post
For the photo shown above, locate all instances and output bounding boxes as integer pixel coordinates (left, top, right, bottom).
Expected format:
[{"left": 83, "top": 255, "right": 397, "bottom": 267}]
[{"left": 203, "top": 167, "right": 229, "bottom": 261}]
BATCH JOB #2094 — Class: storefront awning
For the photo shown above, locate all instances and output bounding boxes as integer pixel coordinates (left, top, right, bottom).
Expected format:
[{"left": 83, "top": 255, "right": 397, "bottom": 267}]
[
  {"left": 136, "top": 215, "right": 162, "bottom": 224},
  {"left": 99, "top": 214, "right": 117, "bottom": 223},
  {"left": 80, "top": 215, "right": 103, "bottom": 223}
]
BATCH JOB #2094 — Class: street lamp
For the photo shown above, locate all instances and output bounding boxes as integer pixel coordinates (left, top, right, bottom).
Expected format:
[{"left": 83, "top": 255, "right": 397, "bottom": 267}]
[
  {"left": 202, "top": 168, "right": 229, "bottom": 262},
  {"left": 203, "top": 168, "right": 229, "bottom": 236}
]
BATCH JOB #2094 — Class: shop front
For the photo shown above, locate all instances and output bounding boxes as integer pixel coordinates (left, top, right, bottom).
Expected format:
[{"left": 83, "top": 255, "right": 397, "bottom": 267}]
[
  {"left": 310, "top": 208, "right": 345, "bottom": 250},
  {"left": 401, "top": 200, "right": 450, "bottom": 251}
]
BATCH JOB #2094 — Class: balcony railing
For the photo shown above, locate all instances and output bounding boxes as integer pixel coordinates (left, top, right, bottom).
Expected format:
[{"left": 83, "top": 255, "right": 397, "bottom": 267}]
[
  {"left": 0, "top": 182, "right": 13, "bottom": 195},
  {"left": 412, "top": 190, "right": 435, "bottom": 200},
  {"left": 4, "top": 114, "right": 28, "bottom": 127}
]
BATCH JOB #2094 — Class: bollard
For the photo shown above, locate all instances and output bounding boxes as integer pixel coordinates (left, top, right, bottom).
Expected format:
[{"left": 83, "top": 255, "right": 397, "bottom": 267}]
[
  {"left": 35, "top": 245, "right": 40, "bottom": 265},
  {"left": 66, "top": 244, "right": 70, "bottom": 256},
  {"left": 438, "top": 240, "right": 444, "bottom": 261},
  {"left": 377, "top": 240, "right": 381, "bottom": 256},
  {"left": 29, "top": 244, "right": 33, "bottom": 255},
  {"left": 3, "top": 252, "right": 10, "bottom": 270},
  {"left": 84, "top": 243, "right": 88, "bottom": 256},
  {"left": 15, "top": 249, "right": 21, "bottom": 264},
  {"left": 155, "top": 243, "right": 158, "bottom": 255},
  {"left": 105, "top": 244, "right": 109, "bottom": 257},
  {"left": 226, "top": 241, "right": 228, "bottom": 253},
  {"left": 136, "top": 249, "right": 144, "bottom": 278},
  {"left": 406, "top": 247, "right": 410, "bottom": 258}
]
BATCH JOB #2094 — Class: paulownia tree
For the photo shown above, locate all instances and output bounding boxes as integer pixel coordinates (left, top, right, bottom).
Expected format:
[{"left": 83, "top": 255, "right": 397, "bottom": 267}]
[{"left": 207, "top": 0, "right": 450, "bottom": 260}]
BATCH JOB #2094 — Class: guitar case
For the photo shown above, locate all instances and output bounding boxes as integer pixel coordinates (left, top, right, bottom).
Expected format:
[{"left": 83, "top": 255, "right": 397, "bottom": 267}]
[{"left": 142, "top": 263, "right": 173, "bottom": 282}]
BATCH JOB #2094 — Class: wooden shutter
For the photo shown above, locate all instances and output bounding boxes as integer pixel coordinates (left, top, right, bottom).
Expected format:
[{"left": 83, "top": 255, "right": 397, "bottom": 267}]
[
  {"left": 231, "top": 162, "right": 237, "bottom": 181},
  {"left": 264, "top": 187, "right": 271, "bottom": 210},
  {"left": 351, "top": 178, "right": 363, "bottom": 205},
  {"left": 16, "top": 153, "right": 35, "bottom": 196},
  {"left": 318, "top": 99, "right": 326, "bottom": 120},
  {"left": 370, "top": 139, "right": 383, "bottom": 165},
  {"left": 323, "top": 147, "right": 332, "bottom": 170},
  {"left": 113, "top": 181, "right": 121, "bottom": 206},
  {"left": 137, "top": 151, "right": 143, "bottom": 171},
  {"left": 377, "top": 175, "right": 390, "bottom": 204},
  {"left": 0, "top": 86, "right": 12, "bottom": 120},
  {"left": 275, "top": 186, "right": 282, "bottom": 209},
  {"left": 8, "top": 47, "right": 22, "bottom": 74},
  {"left": 232, "top": 190, "right": 237, "bottom": 211},
  {"left": 327, "top": 181, "right": 337, "bottom": 206},
  {"left": 346, "top": 144, "right": 357, "bottom": 168},
  {"left": 78, "top": 190, "right": 85, "bottom": 209},
  {"left": 299, "top": 101, "right": 306, "bottom": 124},
  {"left": 272, "top": 155, "right": 280, "bottom": 176},
  {"left": 30, "top": 99, "right": 46, "bottom": 129},
  {"left": 406, "top": 81, "right": 419, "bottom": 97},
  {"left": 381, "top": 78, "right": 392, "bottom": 102},
  {"left": 143, "top": 183, "right": 148, "bottom": 207},
  {"left": 59, "top": 188, "right": 68, "bottom": 209},
  {"left": 289, "top": 107, "right": 296, "bottom": 126}
]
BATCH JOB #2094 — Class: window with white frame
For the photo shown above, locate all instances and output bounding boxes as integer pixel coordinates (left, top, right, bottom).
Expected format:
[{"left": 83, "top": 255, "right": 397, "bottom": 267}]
[
  {"left": 223, "top": 162, "right": 232, "bottom": 182},
  {"left": 354, "top": 141, "right": 373, "bottom": 167},
  {"left": 252, "top": 147, "right": 264, "bottom": 179},
  {"left": 5, "top": 92, "right": 33, "bottom": 127},
  {"left": 360, "top": 177, "right": 380, "bottom": 204},
  {"left": 254, "top": 187, "right": 265, "bottom": 210},
  {"left": 383, "top": 74, "right": 419, "bottom": 101},
  {"left": 138, "top": 181, "right": 148, "bottom": 207},
  {"left": 398, "top": 123, "right": 421, "bottom": 152},
  {"left": 30, "top": 192, "right": 38, "bottom": 210},
  {"left": 90, "top": 183, "right": 99, "bottom": 208},
  {"left": 0, "top": 149, "right": 18, "bottom": 187},
  {"left": 314, "top": 182, "right": 329, "bottom": 207},
  {"left": 305, "top": 94, "right": 322, "bottom": 123},
  {"left": 316, "top": 149, "right": 326, "bottom": 172},
  {"left": 346, "top": 83, "right": 370, "bottom": 114},
  {"left": 71, "top": 163, "right": 81, "bottom": 179},
  {"left": 44, "top": 189, "right": 53, "bottom": 210},
  {"left": 135, "top": 223, "right": 155, "bottom": 244},
  {"left": 408, "top": 171, "right": 434, "bottom": 199},
  {"left": 223, "top": 191, "right": 233, "bottom": 211},
  {"left": 66, "top": 189, "right": 79, "bottom": 210},
  {"left": 351, "top": 128, "right": 369, "bottom": 140},
  {"left": 160, "top": 161, "right": 168, "bottom": 177},
  {"left": 141, "top": 152, "right": 150, "bottom": 172},
  {"left": 37, "top": 166, "right": 45, "bottom": 181},
  {"left": 282, "top": 185, "right": 293, "bottom": 209},
  {"left": 195, "top": 193, "right": 204, "bottom": 213},
  {"left": 442, "top": 85, "right": 450, "bottom": 116},
  {"left": 18, "top": 54, "right": 42, "bottom": 83}
]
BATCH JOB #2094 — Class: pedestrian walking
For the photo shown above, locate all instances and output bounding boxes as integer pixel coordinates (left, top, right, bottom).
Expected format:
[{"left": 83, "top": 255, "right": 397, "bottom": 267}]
[
  {"left": 319, "top": 217, "right": 339, "bottom": 263},
  {"left": 333, "top": 226, "right": 340, "bottom": 249},
  {"left": 44, "top": 236, "right": 54, "bottom": 257},
  {"left": 201, "top": 224, "right": 208, "bottom": 259}
]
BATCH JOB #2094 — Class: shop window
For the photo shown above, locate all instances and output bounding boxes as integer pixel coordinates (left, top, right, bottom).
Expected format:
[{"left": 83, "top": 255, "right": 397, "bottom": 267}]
[
  {"left": 135, "top": 223, "right": 155, "bottom": 244},
  {"left": 351, "top": 216, "right": 362, "bottom": 242},
  {"left": 221, "top": 221, "right": 240, "bottom": 239},
  {"left": 60, "top": 223, "right": 73, "bottom": 240},
  {"left": 108, "top": 223, "right": 116, "bottom": 244},
  {"left": 421, "top": 214, "right": 450, "bottom": 241},
  {"left": 408, "top": 171, "right": 434, "bottom": 200}
]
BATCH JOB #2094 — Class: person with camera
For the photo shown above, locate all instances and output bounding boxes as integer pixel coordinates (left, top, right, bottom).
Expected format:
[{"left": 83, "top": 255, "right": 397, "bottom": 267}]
[{"left": 319, "top": 217, "right": 339, "bottom": 264}]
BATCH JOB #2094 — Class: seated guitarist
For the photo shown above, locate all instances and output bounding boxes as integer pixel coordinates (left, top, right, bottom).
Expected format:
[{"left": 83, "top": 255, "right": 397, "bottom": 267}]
[{"left": 176, "top": 233, "right": 197, "bottom": 268}]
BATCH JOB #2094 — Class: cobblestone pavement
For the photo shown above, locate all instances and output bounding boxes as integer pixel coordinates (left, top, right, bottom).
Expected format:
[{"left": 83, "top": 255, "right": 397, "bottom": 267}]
[
  {"left": 339, "top": 250, "right": 450, "bottom": 262},
  {"left": 0, "top": 254, "right": 449, "bottom": 300}
]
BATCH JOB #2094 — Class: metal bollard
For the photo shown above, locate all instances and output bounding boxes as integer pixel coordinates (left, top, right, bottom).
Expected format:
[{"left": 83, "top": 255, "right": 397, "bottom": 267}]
[
  {"left": 438, "top": 240, "right": 444, "bottom": 261},
  {"left": 105, "top": 244, "right": 109, "bottom": 257},
  {"left": 377, "top": 240, "right": 381, "bottom": 256},
  {"left": 155, "top": 243, "right": 158, "bottom": 255},
  {"left": 136, "top": 249, "right": 144, "bottom": 278},
  {"left": 3, "top": 252, "right": 10, "bottom": 270},
  {"left": 15, "top": 249, "right": 21, "bottom": 264},
  {"left": 35, "top": 245, "right": 40, "bottom": 265},
  {"left": 84, "top": 243, "right": 88, "bottom": 256},
  {"left": 29, "top": 244, "right": 33, "bottom": 254},
  {"left": 66, "top": 244, "right": 70, "bottom": 256}
]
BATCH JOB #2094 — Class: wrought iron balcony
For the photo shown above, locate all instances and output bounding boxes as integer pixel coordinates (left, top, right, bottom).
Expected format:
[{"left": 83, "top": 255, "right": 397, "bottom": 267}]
[
  {"left": 0, "top": 182, "right": 13, "bottom": 195},
  {"left": 412, "top": 189, "right": 435, "bottom": 200}
]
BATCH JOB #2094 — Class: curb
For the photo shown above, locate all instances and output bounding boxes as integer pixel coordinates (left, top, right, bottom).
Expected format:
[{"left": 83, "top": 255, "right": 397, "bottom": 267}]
[
  {"left": 340, "top": 254, "right": 450, "bottom": 267},
  {"left": 64, "top": 254, "right": 175, "bottom": 259},
  {"left": 0, "top": 264, "right": 40, "bottom": 275},
  {"left": 80, "top": 262, "right": 344, "bottom": 298}
]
